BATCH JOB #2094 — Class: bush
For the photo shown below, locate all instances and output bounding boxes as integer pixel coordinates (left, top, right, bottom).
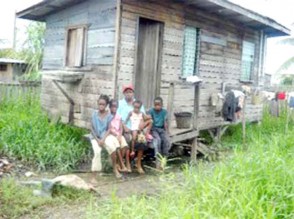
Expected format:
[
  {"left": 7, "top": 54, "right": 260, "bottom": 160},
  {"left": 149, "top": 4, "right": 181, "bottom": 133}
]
[
  {"left": 0, "top": 95, "right": 88, "bottom": 172},
  {"left": 87, "top": 110, "right": 294, "bottom": 218}
]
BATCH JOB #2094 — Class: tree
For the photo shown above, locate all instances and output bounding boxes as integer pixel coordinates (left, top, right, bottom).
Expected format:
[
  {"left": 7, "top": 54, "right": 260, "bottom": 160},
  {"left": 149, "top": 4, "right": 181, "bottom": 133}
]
[
  {"left": 0, "top": 22, "right": 46, "bottom": 81},
  {"left": 21, "top": 22, "right": 46, "bottom": 79}
]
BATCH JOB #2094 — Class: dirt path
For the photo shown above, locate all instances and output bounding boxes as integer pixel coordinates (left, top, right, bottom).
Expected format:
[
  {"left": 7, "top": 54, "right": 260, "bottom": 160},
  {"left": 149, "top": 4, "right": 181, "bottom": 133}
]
[{"left": 20, "top": 171, "right": 167, "bottom": 219}]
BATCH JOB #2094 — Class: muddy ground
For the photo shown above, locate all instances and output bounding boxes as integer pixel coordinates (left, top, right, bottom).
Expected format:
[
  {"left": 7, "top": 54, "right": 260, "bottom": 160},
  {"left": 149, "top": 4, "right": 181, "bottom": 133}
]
[{"left": 1, "top": 156, "right": 190, "bottom": 219}]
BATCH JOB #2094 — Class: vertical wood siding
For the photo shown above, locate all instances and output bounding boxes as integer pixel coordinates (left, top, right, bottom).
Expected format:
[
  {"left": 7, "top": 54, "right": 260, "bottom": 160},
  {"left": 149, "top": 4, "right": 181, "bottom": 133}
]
[
  {"left": 41, "top": 0, "right": 117, "bottom": 128},
  {"left": 118, "top": 0, "right": 263, "bottom": 130}
]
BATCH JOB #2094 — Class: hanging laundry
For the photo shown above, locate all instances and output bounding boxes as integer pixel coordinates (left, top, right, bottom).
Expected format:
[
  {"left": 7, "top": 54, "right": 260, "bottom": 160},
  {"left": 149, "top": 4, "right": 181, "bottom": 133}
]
[
  {"left": 288, "top": 92, "right": 294, "bottom": 108},
  {"left": 277, "top": 92, "right": 286, "bottom": 100},
  {"left": 222, "top": 91, "right": 236, "bottom": 122},
  {"left": 232, "top": 90, "right": 245, "bottom": 109}
]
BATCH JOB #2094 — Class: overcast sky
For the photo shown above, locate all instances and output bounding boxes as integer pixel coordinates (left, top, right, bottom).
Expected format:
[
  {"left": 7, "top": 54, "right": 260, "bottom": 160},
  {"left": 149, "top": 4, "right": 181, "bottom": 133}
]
[{"left": 0, "top": 0, "right": 293, "bottom": 77}]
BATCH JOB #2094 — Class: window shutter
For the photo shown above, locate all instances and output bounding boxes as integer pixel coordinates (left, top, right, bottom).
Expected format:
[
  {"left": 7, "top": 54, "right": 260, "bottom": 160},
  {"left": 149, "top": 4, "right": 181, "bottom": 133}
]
[
  {"left": 67, "top": 29, "right": 77, "bottom": 67},
  {"left": 182, "top": 26, "right": 199, "bottom": 78},
  {"left": 74, "top": 27, "right": 85, "bottom": 67},
  {"left": 241, "top": 41, "right": 255, "bottom": 81}
]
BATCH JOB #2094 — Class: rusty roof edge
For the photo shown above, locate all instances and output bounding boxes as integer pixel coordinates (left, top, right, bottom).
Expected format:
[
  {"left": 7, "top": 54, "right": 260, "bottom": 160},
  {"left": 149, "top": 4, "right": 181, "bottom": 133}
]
[
  {"left": 203, "top": 0, "right": 290, "bottom": 36},
  {"left": 16, "top": 0, "right": 50, "bottom": 21},
  {"left": 17, "top": 0, "right": 291, "bottom": 36}
]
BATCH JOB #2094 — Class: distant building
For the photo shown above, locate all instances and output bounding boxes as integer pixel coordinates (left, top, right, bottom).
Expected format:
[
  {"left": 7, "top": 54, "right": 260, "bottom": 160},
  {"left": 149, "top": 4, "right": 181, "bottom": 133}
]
[{"left": 0, "top": 58, "right": 27, "bottom": 81}]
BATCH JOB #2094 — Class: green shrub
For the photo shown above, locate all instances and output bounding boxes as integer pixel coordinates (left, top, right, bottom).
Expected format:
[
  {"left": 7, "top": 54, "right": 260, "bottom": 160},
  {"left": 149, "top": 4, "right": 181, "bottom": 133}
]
[
  {"left": 0, "top": 178, "right": 52, "bottom": 218},
  {"left": 0, "top": 95, "right": 88, "bottom": 172},
  {"left": 87, "top": 109, "right": 294, "bottom": 219}
]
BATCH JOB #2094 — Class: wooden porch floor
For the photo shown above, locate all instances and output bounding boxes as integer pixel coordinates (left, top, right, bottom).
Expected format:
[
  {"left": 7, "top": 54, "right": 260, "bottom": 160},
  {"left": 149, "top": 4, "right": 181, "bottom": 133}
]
[{"left": 169, "top": 122, "right": 198, "bottom": 143}]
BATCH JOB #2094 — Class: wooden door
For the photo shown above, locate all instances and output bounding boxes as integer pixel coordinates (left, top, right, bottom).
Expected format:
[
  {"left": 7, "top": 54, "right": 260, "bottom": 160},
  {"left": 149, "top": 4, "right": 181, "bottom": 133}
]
[{"left": 135, "top": 18, "right": 163, "bottom": 109}]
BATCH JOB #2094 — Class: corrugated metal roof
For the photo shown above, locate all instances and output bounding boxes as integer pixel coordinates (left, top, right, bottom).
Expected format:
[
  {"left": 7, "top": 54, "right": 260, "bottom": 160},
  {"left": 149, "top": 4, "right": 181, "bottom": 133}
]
[
  {"left": 16, "top": 0, "right": 290, "bottom": 37},
  {"left": 0, "top": 58, "right": 26, "bottom": 64}
]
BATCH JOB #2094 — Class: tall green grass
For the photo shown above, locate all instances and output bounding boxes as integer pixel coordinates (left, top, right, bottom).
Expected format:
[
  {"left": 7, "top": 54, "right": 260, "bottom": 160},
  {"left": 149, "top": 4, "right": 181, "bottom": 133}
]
[
  {"left": 0, "top": 94, "right": 88, "bottom": 172},
  {"left": 88, "top": 111, "right": 294, "bottom": 219}
]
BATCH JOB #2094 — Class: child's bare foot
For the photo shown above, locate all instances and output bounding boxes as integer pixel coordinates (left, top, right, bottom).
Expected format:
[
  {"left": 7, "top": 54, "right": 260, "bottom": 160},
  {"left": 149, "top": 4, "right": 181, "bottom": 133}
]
[
  {"left": 115, "top": 171, "right": 122, "bottom": 179},
  {"left": 121, "top": 166, "right": 128, "bottom": 172},
  {"left": 116, "top": 164, "right": 122, "bottom": 172},
  {"left": 126, "top": 167, "right": 132, "bottom": 173},
  {"left": 137, "top": 167, "right": 145, "bottom": 174}
]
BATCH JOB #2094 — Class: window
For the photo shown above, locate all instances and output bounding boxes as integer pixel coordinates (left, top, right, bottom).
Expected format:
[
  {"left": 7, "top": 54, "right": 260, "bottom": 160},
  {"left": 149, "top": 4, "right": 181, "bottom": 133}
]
[
  {"left": 66, "top": 27, "right": 86, "bottom": 67},
  {"left": 0, "top": 64, "right": 7, "bottom": 71},
  {"left": 241, "top": 41, "right": 255, "bottom": 81},
  {"left": 182, "top": 26, "right": 200, "bottom": 77}
]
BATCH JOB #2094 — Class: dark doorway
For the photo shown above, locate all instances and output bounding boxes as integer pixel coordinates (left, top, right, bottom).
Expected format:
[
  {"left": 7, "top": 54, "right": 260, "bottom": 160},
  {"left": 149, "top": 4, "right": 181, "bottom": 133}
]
[{"left": 135, "top": 18, "right": 164, "bottom": 109}]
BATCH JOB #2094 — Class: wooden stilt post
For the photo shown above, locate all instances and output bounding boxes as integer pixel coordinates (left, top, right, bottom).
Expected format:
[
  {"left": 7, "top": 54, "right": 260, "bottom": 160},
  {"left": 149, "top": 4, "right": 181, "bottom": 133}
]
[
  {"left": 191, "top": 137, "right": 197, "bottom": 164},
  {"left": 286, "top": 104, "right": 290, "bottom": 133},
  {"left": 167, "top": 83, "right": 175, "bottom": 128},
  {"left": 242, "top": 95, "right": 247, "bottom": 145}
]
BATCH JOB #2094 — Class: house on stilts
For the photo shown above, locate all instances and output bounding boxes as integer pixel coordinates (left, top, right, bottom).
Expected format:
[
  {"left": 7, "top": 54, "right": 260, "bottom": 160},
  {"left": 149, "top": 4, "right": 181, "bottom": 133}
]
[{"left": 17, "top": 0, "right": 290, "bottom": 159}]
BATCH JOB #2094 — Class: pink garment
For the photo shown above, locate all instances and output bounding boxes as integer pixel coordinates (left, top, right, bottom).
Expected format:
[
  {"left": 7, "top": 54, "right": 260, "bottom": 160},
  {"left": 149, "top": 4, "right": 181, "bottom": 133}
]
[{"left": 110, "top": 114, "right": 122, "bottom": 136}]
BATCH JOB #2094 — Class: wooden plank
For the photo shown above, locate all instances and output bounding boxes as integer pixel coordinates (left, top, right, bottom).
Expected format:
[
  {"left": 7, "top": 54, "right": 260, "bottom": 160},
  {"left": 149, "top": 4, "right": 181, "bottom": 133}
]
[
  {"left": 191, "top": 138, "right": 197, "bottom": 164},
  {"left": 170, "top": 130, "right": 199, "bottom": 143},
  {"left": 167, "top": 83, "right": 175, "bottom": 128}
]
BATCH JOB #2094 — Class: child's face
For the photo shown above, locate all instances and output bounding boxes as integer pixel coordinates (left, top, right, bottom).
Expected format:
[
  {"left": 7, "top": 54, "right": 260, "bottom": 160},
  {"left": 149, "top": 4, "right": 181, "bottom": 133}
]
[
  {"left": 154, "top": 100, "right": 162, "bottom": 111},
  {"left": 124, "top": 89, "right": 134, "bottom": 101},
  {"left": 98, "top": 99, "right": 107, "bottom": 112},
  {"left": 110, "top": 103, "right": 118, "bottom": 114},
  {"left": 133, "top": 103, "right": 141, "bottom": 113}
]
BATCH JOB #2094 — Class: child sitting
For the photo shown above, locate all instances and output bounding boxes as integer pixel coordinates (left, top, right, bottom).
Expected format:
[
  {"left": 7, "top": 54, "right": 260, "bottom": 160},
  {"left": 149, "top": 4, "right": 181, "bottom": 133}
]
[
  {"left": 125, "top": 100, "right": 152, "bottom": 174},
  {"left": 148, "top": 97, "right": 171, "bottom": 168},
  {"left": 109, "top": 99, "right": 132, "bottom": 173},
  {"left": 91, "top": 95, "right": 121, "bottom": 179}
]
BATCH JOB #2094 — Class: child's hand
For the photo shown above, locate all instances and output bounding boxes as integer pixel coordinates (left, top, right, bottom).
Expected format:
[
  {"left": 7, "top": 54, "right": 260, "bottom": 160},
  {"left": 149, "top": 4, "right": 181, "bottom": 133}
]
[
  {"left": 130, "top": 151, "right": 135, "bottom": 158},
  {"left": 98, "top": 140, "right": 104, "bottom": 146}
]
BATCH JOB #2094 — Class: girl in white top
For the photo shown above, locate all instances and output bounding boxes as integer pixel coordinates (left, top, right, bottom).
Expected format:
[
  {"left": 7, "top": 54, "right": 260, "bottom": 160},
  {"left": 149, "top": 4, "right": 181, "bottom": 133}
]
[{"left": 125, "top": 100, "right": 152, "bottom": 173}]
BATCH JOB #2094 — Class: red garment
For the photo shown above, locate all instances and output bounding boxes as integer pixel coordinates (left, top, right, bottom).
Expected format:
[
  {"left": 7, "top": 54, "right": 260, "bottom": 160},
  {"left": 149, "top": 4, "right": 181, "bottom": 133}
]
[{"left": 277, "top": 92, "right": 286, "bottom": 100}]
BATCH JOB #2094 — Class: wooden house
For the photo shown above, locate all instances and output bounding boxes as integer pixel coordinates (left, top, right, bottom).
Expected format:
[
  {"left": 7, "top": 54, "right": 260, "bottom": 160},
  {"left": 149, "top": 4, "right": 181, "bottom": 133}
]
[
  {"left": 18, "top": 0, "right": 290, "bottom": 148},
  {"left": 0, "top": 58, "right": 27, "bottom": 82}
]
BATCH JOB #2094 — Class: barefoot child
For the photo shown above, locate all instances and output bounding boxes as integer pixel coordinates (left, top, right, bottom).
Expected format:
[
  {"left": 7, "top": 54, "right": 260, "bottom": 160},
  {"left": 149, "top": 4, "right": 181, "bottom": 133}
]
[
  {"left": 125, "top": 100, "right": 152, "bottom": 174},
  {"left": 148, "top": 97, "right": 171, "bottom": 169},
  {"left": 91, "top": 95, "right": 122, "bottom": 178},
  {"left": 109, "top": 99, "right": 132, "bottom": 173}
]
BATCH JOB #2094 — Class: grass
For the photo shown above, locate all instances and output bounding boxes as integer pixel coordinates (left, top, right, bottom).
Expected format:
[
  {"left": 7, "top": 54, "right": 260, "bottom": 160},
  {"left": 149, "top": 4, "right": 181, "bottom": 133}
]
[
  {"left": 0, "top": 93, "right": 88, "bottom": 172},
  {"left": 87, "top": 111, "right": 294, "bottom": 219},
  {"left": 1, "top": 92, "right": 293, "bottom": 218},
  {"left": 0, "top": 178, "right": 53, "bottom": 218},
  {"left": 0, "top": 178, "right": 93, "bottom": 219}
]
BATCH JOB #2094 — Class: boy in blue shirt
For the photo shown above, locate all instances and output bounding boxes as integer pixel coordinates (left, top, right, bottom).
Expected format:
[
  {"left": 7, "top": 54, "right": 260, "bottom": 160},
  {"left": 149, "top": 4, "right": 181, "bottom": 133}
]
[{"left": 148, "top": 97, "right": 171, "bottom": 166}]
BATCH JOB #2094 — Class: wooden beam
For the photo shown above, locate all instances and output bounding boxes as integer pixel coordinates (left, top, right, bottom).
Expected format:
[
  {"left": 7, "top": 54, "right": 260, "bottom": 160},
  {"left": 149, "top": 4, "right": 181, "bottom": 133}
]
[
  {"left": 113, "top": 0, "right": 122, "bottom": 99},
  {"left": 52, "top": 80, "right": 75, "bottom": 124},
  {"left": 170, "top": 130, "right": 199, "bottom": 143},
  {"left": 242, "top": 96, "right": 247, "bottom": 144},
  {"left": 193, "top": 84, "right": 200, "bottom": 129},
  {"left": 167, "top": 83, "right": 175, "bottom": 128},
  {"left": 190, "top": 137, "right": 197, "bottom": 164}
]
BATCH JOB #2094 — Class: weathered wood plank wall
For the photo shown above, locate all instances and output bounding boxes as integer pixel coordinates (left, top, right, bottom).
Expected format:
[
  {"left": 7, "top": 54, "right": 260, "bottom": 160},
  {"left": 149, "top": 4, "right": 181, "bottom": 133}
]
[
  {"left": 118, "top": 0, "right": 263, "bottom": 130},
  {"left": 41, "top": 0, "right": 117, "bottom": 128}
]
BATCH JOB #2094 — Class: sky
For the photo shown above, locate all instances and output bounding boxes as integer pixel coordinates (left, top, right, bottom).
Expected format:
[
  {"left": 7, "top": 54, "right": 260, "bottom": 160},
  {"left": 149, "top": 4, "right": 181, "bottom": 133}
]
[{"left": 0, "top": 0, "right": 293, "bottom": 79}]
